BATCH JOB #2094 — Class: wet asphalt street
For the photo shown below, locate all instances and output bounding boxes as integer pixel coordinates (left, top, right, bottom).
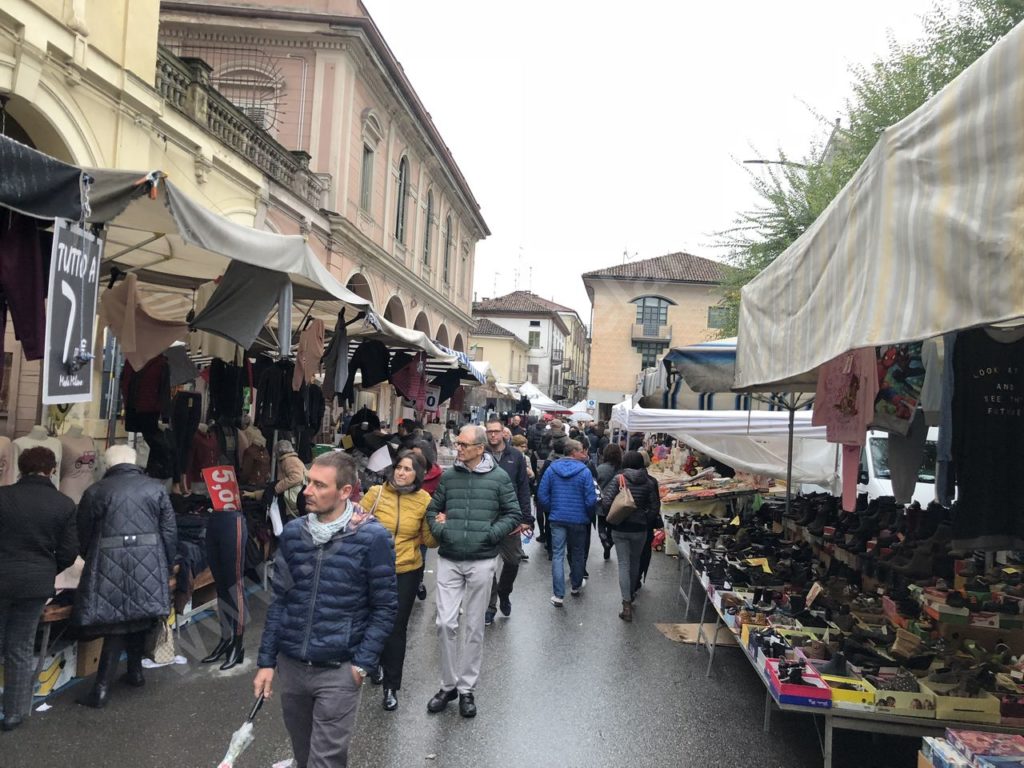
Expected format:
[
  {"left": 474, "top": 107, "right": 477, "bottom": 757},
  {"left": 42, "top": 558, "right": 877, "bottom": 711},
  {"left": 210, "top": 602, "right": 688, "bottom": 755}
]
[{"left": 0, "top": 537, "right": 921, "bottom": 768}]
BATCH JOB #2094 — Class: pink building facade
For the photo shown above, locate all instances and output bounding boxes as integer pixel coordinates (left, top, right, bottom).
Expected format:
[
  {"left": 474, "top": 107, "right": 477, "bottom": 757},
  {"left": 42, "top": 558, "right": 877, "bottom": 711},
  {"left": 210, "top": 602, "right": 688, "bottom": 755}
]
[{"left": 160, "top": 0, "right": 487, "bottom": 353}]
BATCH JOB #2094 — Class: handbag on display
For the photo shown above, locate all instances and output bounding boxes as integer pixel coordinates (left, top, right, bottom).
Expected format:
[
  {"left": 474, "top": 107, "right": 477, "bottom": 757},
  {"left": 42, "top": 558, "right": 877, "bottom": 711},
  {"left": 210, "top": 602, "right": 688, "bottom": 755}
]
[
  {"left": 606, "top": 475, "right": 637, "bottom": 525},
  {"left": 146, "top": 617, "right": 176, "bottom": 665}
]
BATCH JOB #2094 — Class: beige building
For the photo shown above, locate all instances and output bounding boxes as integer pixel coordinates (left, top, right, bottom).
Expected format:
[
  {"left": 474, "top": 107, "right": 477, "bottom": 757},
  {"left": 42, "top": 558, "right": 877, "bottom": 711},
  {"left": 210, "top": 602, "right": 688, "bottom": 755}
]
[
  {"left": 468, "top": 319, "right": 529, "bottom": 387},
  {"left": 159, "top": 0, "right": 488, "bottom": 357},
  {"left": 556, "top": 308, "right": 590, "bottom": 405},
  {"left": 0, "top": 0, "right": 286, "bottom": 436},
  {"left": 582, "top": 252, "right": 725, "bottom": 418}
]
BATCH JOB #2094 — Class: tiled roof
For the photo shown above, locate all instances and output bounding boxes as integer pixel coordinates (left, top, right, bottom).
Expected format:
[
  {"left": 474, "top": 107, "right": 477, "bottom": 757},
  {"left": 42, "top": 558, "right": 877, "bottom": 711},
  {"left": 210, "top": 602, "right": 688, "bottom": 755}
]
[
  {"left": 473, "top": 290, "right": 570, "bottom": 315},
  {"left": 582, "top": 252, "right": 725, "bottom": 284},
  {"left": 471, "top": 318, "right": 517, "bottom": 338}
]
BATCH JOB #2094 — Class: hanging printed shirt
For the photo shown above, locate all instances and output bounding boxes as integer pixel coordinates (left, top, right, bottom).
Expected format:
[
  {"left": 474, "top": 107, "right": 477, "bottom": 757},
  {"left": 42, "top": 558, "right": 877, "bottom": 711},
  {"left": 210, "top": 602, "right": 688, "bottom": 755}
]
[
  {"left": 812, "top": 348, "right": 879, "bottom": 446},
  {"left": 872, "top": 342, "right": 925, "bottom": 435}
]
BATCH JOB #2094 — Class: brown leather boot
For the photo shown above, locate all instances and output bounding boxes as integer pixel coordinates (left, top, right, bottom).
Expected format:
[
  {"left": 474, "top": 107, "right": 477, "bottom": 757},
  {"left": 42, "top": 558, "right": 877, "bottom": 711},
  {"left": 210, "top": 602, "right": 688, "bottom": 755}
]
[{"left": 619, "top": 601, "right": 633, "bottom": 622}]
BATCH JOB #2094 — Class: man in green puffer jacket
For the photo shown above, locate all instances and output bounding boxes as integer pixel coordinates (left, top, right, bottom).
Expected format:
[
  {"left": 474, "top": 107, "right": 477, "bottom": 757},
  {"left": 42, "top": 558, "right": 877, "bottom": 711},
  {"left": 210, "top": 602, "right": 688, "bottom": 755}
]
[{"left": 425, "top": 425, "right": 520, "bottom": 719}]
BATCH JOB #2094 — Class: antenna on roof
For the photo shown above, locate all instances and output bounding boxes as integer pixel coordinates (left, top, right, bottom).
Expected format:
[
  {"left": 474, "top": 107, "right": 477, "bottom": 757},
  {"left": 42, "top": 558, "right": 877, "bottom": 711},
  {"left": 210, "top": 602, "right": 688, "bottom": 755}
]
[
  {"left": 528, "top": 265, "right": 533, "bottom": 291},
  {"left": 493, "top": 272, "right": 501, "bottom": 295}
]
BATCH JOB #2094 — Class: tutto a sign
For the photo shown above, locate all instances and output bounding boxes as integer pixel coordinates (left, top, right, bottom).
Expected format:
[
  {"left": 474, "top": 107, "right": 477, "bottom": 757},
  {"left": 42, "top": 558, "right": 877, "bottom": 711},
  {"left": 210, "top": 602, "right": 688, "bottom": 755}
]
[
  {"left": 42, "top": 219, "right": 102, "bottom": 404},
  {"left": 201, "top": 466, "right": 241, "bottom": 511}
]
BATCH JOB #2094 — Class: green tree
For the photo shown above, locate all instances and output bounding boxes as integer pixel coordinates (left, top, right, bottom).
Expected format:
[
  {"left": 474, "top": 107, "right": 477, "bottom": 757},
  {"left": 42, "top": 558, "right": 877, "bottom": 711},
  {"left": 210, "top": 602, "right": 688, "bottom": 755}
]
[{"left": 714, "top": 0, "right": 1024, "bottom": 337}]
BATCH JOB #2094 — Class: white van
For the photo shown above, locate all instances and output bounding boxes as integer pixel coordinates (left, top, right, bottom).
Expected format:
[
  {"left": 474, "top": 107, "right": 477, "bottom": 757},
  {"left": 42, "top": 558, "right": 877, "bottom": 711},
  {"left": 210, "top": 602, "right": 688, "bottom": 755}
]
[{"left": 856, "top": 428, "right": 939, "bottom": 507}]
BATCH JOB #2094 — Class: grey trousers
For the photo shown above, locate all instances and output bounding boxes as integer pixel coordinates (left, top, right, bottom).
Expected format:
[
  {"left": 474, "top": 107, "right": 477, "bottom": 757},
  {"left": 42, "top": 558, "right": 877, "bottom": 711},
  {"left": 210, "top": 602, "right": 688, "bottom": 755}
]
[
  {"left": 0, "top": 597, "right": 47, "bottom": 719},
  {"left": 436, "top": 556, "right": 496, "bottom": 693},
  {"left": 278, "top": 655, "right": 363, "bottom": 768},
  {"left": 487, "top": 532, "right": 524, "bottom": 611},
  {"left": 612, "top": 530, "right": 647, "bottom": 602}
]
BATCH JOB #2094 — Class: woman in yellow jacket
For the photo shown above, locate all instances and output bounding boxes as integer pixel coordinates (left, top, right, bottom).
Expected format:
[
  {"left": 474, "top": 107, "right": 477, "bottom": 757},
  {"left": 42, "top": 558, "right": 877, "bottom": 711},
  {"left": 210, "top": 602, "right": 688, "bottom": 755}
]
[{"left": 361, "top": 449, "right": 437, "bottom": 711}]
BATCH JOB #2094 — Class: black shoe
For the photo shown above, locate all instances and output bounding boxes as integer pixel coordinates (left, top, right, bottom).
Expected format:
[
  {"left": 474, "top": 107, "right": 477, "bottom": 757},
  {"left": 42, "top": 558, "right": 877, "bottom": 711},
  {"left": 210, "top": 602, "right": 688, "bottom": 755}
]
[
  {"left": 201, "top": 637, "right": 232, "bottom": 664},
  {"left": 603, "top": 547, "right": 611, "bottom": 561},
  {"left": 1, "top": 715, "right": 23, "bottom": 732},
  {"left": 499, "top": 595, "right": 512, "bottom": 617},
  {"left": 520, "top": 553, "right": 529, "bottom": 562},
  {"left": 484, "top": 609, "right": 496, "bottom": 626},
  {"left": 369, "top": 665, "right": 384, "bottom": 685},
  {"left": 77, "top": 636, "right": 119, "bottom": 709},
  {"left": 219, "top": 636, "right": 245, "bottom": 671},
  {"left": 427, "top": 688, "right": 458, "bottom": 713},
  {"left": 123, "top": 632, "right": 146, "bottom": 687},
  {"left": 416, "top": 583, "right": 427, "bottom": 601},
  {"left": 459, "top": 692, "right": 477, "bottom": 718},
  {"left": 383, "top": 688, "right": 398, "bottom": 711},
  {"left": 76, "top": 682, "right": 110, "bottom": 709}
]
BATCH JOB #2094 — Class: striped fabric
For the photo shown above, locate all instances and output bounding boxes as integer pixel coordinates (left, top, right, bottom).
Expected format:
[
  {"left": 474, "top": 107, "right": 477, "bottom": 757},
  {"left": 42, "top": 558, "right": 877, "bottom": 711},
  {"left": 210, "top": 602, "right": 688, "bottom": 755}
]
[{"left": 736, "top": 20, "right": 1024, "bottom": 390}]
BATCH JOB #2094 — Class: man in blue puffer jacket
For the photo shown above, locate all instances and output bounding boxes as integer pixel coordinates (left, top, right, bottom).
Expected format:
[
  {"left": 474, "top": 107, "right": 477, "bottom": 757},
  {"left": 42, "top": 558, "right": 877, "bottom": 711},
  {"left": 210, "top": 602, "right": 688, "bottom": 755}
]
[
  {"left": 537, "top": 439, "right": 597, "bottom": 607},
  {"left": 254, "top": 451, "right": 397, "bottom": 768}
]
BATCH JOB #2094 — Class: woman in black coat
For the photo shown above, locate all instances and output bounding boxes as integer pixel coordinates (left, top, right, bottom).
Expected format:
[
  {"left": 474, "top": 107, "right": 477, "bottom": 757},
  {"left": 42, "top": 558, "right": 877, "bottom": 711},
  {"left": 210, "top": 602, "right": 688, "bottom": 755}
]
[
  {"left": 594, "top": 444, "right": 623, "bottom": 560},
  {"left": 601, "top": 451, "right": 660, "bottom": 623},
  {"left": 73, "top": 444, "right": 177, "bottom": 709},
  {"left": 0, "top": 447, "right": 77, "bottom": 731}
]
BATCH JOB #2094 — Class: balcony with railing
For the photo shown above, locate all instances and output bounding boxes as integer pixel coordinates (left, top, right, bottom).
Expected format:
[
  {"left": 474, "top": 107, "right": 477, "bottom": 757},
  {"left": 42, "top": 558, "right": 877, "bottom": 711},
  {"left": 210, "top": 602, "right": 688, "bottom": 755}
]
[
  {"left": 155, "top": 47, "right": 327, "bottom": 209},
  {"left": 550, "top": 349, "right": 564, "bottom": 365},
  {"left": 631, "top": 323, "right": 672, "bottom": 343}
]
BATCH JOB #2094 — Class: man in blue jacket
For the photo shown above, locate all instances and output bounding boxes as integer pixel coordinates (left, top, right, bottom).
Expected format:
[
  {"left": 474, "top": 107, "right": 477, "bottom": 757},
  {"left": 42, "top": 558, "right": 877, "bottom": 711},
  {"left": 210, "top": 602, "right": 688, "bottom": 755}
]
[
  {"left": 537, "top": 439, "right": 597, "bottom": 607},
  {"left": 254, "top": 451, "right": 397, "bottom": 768}
]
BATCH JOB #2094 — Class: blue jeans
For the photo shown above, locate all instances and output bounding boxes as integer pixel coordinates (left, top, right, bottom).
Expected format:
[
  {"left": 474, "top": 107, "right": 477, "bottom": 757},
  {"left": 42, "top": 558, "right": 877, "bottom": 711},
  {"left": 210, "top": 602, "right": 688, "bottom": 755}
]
[{"left": 550, "top": 522, "right": 588, "bottom": 598}]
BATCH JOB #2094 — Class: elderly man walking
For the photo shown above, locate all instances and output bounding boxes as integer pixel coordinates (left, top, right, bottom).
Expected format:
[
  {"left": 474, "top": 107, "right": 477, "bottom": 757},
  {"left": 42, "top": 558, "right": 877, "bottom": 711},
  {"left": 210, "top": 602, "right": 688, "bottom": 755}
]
[{"left": 426, "top": 425, "right": 520, "bottom": 718}]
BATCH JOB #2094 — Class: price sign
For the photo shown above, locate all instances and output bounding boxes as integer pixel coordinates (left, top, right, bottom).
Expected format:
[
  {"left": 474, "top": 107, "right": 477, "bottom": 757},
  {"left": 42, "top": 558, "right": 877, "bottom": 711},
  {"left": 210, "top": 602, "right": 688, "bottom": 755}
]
[
  {"left": 201, "top": 466, "right": 241, "bottom": 512},
  {"left": 402, "top": 386, "right": 442, "bottom": 412}
]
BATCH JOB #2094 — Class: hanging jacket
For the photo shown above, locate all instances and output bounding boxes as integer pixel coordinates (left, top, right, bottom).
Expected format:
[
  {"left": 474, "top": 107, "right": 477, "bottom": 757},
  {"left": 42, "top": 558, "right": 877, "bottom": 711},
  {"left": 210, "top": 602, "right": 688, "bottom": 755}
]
[
  {"left": 187, "top": 429, "right": 220, "bottom": 483},
  {"left": 73, "top": 464, "right": 177, "bottom": 627},
  {"left": 255, "top": 360, "right": 295, "bottom": 429},
  {"left": 321, "top": 311, "right": 349, "bottom": 403},
  {"left": 537, "top": 458, "right": 597, "bottom": 526},
  {"left": 257, "top": 505, "right": 397, "bottom": 670},
  {"left": 340, "top": 340, "right": 390, "bottom": 405},
  {"left": 361, "top": 484, "right": 437, "bottom": 573},
  {"left": 601, "top": 467, "right": 661, "bottom": 533},
  {"left": 426, "top": 453, "right": 521, "bottom": 561},
  {"left": 143, "top": 428, "right": 178, "bottom": 481},
  {"left": 121, "top": 355, "right": 171, "bottom": 433}
]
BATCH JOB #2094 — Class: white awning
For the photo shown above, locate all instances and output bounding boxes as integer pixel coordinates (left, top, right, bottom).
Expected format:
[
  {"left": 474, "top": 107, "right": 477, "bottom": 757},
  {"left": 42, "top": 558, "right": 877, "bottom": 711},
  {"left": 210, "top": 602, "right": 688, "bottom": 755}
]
[
  {"left": 736, "top": 19, "right": 1024, "bottom": 390},
  {"left": 613, "top": 405, "right": 825, "bottom": 438}
]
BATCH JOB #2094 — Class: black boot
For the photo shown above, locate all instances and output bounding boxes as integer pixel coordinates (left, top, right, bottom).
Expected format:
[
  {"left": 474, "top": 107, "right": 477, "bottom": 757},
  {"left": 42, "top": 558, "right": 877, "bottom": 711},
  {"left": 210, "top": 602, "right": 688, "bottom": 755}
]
[
  {"left": 77, "top": 636, "right": 121, "bottom": 708},
  {"left": 122, "top": 631, "right": 146, "bottom": 687},
  {"left": 219, "top": 635, "right": 245, "bottom": 671},
  {"left": 201, "top": 637, "right": 232, "bottom": 664}
]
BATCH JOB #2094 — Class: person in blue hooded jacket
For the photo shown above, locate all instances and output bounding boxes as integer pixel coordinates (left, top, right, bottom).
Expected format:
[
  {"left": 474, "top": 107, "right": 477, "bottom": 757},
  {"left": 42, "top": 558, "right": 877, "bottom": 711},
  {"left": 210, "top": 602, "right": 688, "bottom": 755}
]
[{"left": 537, "top": 439, "right": 597, "bottom": 607}]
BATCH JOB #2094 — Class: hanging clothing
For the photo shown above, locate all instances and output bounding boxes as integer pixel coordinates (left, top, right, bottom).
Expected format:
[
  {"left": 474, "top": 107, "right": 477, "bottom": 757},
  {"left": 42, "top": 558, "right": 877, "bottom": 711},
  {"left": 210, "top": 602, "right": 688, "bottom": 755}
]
[
  {"left": 171, "top": 392, "right": 202, "bottom": 481},
  {"left": 391, "top": 352, "right": 427, "bottom": 410},
  {"left": 143, "top": 428, "right": 179, "bottom": 482},
  {"left": 188, "top": 279, "right": 244, "bottom": 363},
  {"left": 187, "top": 429, "right": 220, "bottom": 484},
  {"left": 0, "top": 436, "right": 14, "bottom": 487},
  {"left": 190, "top": 262, "right": 287, "bottom": 354},
  {"left": 58, "top": 434, "right": 100, "bottom": 504},
  {"left": 208, "top": 360, "right": 245, "bottom": 422},
  {"left": 164, "top": 345, "right": 198, "bottom": 387},
  {"left": 431, "top": 369, "right": 462, "bottom": 404},
  {"left": 240, "top": 443, "right": 271, "bottom": 487},
  {"left": 887, "top": 409, "right": 928, "bottom": 505},
  {"left": 812, "top": 349, "right": 878, "bottom": 445},
  {"left": 321, "top": 311, "right": 349, "bottom": 402},
  {"left": 293, "top": 318, "right": 325, "bottom": 391},
  {"left": 450, "top": 385, "right": 466, "bottom": 412},
  {"left": 951, "top": 326, "right": 1024, "bottom": 550},
  {"left": 936, "top": 332, "right": 958, "bottom": 506},
  {"left": 210, "top": 423, "right": 242, "bottom": 470},
  {"left": 98, "top": 273, "right": 189, "bottom": 370},
  {"left": 0, "top": 212, "right": 47, "bottom": 380},
  {"left": 340, "top": 340, "right": 390, "bottom": 405},
  {"left": 919, "top": 337, "right": 945, "bottom": 427},
  {"left": 872, "top": 343, "right": 925, "bottom": 436},
  {"left": 120, "top": 355, "right": 171, "bottom": 434},
  {"left": 254, "top": 360, "right": 295, "bottom": 430}
]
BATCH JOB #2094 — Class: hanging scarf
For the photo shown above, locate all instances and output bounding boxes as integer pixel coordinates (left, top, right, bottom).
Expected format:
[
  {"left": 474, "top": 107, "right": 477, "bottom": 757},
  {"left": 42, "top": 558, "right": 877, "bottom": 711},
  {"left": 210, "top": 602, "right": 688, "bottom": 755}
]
[{"left": 307, "top": 500, "right": 355, "bottom": 545}]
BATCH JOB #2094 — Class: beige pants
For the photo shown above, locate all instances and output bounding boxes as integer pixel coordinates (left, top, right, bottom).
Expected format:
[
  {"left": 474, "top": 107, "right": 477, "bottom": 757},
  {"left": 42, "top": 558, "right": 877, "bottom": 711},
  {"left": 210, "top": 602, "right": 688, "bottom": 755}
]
[{"left": 435, "top": 556, "right": 497, "bottom": 693}]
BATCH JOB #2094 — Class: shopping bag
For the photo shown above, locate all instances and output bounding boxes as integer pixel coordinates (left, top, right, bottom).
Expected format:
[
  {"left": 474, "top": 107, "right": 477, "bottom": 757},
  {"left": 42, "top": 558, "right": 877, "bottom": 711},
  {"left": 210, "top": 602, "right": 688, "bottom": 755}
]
[
  {"left": 606, "top": 475, "right": 636, "bottom": 525},
  {"left": 268, "top": 497, "right": 284, "bottom": 537}
]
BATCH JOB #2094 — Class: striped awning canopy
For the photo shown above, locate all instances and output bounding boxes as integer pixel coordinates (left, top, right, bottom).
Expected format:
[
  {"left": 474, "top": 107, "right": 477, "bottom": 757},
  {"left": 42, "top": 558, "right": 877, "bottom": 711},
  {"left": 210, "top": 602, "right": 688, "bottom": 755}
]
[{"left": 736, "top": 19, "right": 1024, "bottom": 391}]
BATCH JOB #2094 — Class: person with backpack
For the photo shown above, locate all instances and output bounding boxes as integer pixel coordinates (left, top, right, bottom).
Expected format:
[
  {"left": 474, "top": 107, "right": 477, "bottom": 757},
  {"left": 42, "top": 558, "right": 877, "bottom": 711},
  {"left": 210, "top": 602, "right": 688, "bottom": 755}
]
[
  {"left": 600, "top": 450, "right": 660, "bottom": 623},
  {"left": 595, "top": 443, "right": 622, "bottom": 560}
]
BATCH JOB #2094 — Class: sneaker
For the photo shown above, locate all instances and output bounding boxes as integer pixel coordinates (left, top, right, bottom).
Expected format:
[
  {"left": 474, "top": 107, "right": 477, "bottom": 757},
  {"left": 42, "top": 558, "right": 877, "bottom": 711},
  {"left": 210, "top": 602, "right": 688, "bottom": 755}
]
[
  {"left": 499, "top": 595, "right": 512, "bottom": 617},
  {"left": 416, "top": 583, "right": 427, "bottom": 601},
  {"left": 550, "top": 595, "right": 564, "bottom": 607},
  {"left": 571, "top": 580, "right": 585, "bottom": 596},
  {"left": 484, "top": 609, "right": 496, "bottom": 626},
  {"left": 570, "top": 587, "right": 581, "bottom": 597}
]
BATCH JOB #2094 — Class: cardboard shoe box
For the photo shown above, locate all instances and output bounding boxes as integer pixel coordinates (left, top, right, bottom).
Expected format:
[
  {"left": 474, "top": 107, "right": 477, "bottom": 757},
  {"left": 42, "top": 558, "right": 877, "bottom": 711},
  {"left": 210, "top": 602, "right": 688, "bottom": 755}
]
[
  {"left": 765, "top": 658, "right": 832, "bottom": 709},
  {"left": 822, "top": 674, "right": 876, "bottom": 711},
  {"left": 872, "top": 675, "right": 936, "bottom": 719},
  {"left": 923, "top": 680, "right": 1001, "bottom": 724}
]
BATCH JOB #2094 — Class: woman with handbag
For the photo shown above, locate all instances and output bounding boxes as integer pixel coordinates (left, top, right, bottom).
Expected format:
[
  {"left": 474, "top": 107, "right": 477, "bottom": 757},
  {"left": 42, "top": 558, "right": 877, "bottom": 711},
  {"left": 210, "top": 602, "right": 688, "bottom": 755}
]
[
  {"left": 600, "top": 451, "right": 660, "bottom": 622},
  {"left": 358, "top": 450, "right": 437, "bottom": 711}
]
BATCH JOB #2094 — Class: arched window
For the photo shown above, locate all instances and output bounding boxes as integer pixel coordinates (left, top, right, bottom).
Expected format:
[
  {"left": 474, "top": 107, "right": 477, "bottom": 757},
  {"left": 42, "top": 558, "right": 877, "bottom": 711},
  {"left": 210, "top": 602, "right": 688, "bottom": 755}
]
[
  {"left": 443, "top": 214, "right": 453, "bottom": 284},
  {"left": 423, "top": 190, "right": 434, "bottom": 266},
  {"left": 632, "top": 296, "right": 674, "bottom": 331},
  {"left": 395, "top": 156, "right": 409, "bottom": 244}
]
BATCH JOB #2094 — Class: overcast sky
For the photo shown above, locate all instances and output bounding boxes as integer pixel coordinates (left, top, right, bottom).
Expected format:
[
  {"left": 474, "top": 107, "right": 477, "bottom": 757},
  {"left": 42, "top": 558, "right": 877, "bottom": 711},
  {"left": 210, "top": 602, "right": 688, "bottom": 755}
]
[{"left": 367, "top": 1, "right": 936, "bottom": 320}]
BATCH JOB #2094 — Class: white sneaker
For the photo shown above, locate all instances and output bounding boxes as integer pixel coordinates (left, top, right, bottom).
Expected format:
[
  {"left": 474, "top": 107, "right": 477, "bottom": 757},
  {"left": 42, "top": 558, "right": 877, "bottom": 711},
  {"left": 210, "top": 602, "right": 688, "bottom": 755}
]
[{"left": 550, "top": 595, "right": 564, "bottom": 607}]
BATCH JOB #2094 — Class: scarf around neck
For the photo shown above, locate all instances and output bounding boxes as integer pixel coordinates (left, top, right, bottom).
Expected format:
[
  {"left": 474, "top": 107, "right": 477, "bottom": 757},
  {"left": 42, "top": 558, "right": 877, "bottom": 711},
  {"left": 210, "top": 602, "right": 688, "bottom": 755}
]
[{"left": 307, "top": 500, "right": 355, "bottom": 545}]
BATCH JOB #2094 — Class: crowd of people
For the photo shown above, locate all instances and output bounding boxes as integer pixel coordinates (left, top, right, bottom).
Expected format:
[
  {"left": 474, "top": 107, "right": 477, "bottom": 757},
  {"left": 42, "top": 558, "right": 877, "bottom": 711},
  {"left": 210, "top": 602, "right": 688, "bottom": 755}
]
[{"left": 0, "top": 412, "right": 666, "bottom": 768}]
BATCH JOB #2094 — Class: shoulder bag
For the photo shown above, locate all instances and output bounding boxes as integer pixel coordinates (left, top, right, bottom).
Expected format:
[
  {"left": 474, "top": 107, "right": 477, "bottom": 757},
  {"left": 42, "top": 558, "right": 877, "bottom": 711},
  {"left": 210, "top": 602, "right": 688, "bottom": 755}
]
[{"left": 606, "top": 474, "right": 637, "bottom": 525}]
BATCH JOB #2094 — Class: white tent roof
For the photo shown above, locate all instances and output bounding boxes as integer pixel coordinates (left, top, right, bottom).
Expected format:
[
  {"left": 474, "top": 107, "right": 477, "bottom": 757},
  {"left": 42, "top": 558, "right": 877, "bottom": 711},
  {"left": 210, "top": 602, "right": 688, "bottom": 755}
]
[
  {"left": 613, "top": 405, "right": 825, "bottom": 438},
  {"left": 736, "top": 19, "right": 1024, "bottom": 390},
  {"left": 518, "top": 381, "right": 570, "bottom": 413},
  {"left": 678, "top": 433, "right": 837, "bottom": 485}
]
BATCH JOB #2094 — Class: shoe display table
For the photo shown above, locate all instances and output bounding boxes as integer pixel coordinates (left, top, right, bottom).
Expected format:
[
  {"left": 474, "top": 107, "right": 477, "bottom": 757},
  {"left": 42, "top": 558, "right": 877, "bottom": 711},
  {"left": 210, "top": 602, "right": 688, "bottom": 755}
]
[{"left": 678, "top": 545, "right": 1024, "bottom": 768}]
